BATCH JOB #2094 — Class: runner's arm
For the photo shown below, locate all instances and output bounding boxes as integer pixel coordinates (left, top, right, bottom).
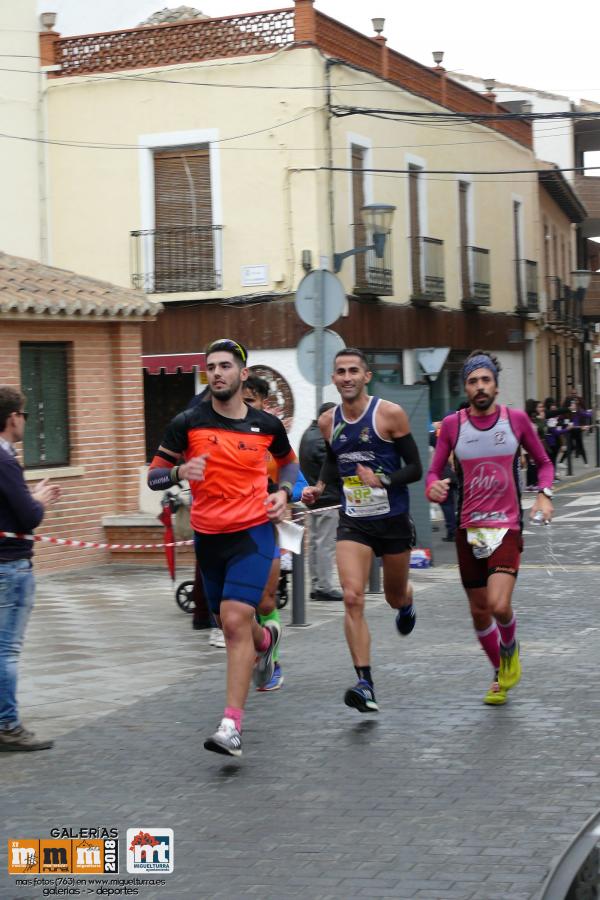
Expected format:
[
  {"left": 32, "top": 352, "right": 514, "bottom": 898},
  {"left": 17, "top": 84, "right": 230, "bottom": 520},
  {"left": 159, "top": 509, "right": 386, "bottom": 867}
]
[{"left": 147, "top": 413, "right": 188, "bottom": 490}]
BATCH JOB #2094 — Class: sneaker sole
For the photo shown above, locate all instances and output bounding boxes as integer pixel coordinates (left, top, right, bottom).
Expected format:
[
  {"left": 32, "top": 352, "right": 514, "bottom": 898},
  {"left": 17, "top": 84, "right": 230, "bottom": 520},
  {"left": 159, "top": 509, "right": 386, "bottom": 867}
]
[
  {"left": 344, "top": 689, "right": 379, "bottom": 713},
  {"left": 0, "top": 742, "right": 54, "bottom": 752},
  {"left": 203, "top": 737, "right": 242, "bottom": 758},
  {"left": 257, "top": 676, "right": 284, "bottom": 692}
]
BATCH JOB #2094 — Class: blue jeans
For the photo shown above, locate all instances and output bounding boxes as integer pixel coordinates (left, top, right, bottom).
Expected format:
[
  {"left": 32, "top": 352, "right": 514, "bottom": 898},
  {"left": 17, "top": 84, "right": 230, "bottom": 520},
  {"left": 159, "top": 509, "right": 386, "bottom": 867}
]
[{"left": 0, "top": 559, "right": 35, "bottom": 729}]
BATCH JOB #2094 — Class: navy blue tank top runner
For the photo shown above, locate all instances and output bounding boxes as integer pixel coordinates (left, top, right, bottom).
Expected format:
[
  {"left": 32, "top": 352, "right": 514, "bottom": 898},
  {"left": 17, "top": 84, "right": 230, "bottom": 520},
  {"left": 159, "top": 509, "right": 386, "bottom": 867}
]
[{"left": 330, "top": 396, "right": 409, "bottom": 519}]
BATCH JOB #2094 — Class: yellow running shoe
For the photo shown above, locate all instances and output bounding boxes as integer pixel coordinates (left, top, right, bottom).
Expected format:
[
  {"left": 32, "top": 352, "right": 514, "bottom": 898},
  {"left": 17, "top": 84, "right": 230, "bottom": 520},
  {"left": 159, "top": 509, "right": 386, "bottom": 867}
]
[
  {"left": 498, "top": 642, "right": 521, "bottom": 691},
  {"left": 484, "top": 680, "right": 507, "bottom": 705}
]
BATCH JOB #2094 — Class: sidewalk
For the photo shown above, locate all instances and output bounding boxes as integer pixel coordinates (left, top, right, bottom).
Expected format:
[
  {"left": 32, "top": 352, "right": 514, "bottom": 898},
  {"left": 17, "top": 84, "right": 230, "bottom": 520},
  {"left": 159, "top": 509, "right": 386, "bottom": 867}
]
[{"left": 2, "top": 535, "right": 600, "bottom": 898}]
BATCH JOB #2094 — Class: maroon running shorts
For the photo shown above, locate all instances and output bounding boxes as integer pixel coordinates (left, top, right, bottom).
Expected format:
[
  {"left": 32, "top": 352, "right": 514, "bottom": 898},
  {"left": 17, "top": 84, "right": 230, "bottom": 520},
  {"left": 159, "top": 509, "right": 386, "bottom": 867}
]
[{"left": 455, "top": 528, "right": 523, "bottom": 589}]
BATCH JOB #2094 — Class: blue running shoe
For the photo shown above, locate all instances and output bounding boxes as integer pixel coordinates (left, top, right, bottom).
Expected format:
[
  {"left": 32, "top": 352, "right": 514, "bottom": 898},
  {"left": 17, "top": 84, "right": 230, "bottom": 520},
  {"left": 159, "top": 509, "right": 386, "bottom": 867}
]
[
  {"left": 344, "top": 680, "right": 379, "bottom": 713},
  {"left": 257, "top": 663, "right": 284, "bottom": 692},
  {"left": 396, "top": 604, "right": 416, "bottom": 636}
]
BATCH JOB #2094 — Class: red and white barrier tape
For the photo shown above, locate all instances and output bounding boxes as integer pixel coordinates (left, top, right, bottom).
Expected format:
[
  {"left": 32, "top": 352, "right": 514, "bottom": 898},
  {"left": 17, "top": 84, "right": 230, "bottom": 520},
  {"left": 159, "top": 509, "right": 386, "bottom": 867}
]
[
  {"left": 0, "top": 505, "right": 341, "bottom": 551},
  {"left": 0, "top": 531, "right": 194, "bottom": 550}
]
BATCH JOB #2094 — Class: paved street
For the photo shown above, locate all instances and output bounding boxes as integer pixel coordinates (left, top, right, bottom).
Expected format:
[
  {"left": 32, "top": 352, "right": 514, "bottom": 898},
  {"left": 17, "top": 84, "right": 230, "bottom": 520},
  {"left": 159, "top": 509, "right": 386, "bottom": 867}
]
[{"left": 2, "top": 456, "right": 600, "bottom": 899}]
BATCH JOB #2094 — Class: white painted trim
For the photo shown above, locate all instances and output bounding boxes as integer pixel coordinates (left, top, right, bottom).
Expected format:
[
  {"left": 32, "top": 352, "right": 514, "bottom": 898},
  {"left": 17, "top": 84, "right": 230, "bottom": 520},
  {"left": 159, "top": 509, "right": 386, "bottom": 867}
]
[
  {"left": 25, "top": 466, "right": 85, "bottom": 481},
  {"left": 456, "top": 174, "right": 475, "bottom": 295},
  {"left": 137, "top": 128, "right": 223, "bottom": 286}
]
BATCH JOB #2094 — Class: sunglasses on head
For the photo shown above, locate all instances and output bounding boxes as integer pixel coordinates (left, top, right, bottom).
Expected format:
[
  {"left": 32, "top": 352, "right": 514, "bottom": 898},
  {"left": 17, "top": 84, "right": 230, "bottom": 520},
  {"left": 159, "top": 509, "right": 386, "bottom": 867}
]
[{"left": 206, "top": 339, "right": 247, "bottom": 363}]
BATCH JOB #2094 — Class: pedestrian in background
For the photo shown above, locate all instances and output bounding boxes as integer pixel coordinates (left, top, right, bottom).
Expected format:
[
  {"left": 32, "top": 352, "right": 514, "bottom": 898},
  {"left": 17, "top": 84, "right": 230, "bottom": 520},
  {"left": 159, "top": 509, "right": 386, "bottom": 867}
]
[
  {"left": 0, "top": 386, "right": 60, "bottom": 752},
  {"left": 299, "top": 402, "right": 343, "bottom": 602}
]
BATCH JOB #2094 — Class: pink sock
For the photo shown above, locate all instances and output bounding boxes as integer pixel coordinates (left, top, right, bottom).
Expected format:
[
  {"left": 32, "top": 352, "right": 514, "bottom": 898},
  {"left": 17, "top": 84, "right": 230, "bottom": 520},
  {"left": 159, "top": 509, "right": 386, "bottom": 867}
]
[
  {"left": 257, "top": 627, "right": 272, "bottom": 653},
  {"left": 224, "top": 707, "right": 244, "bottom": 732},
  {"left": 497, "top": 615, "right": 517, "bottom": 648},
  {"left": 476, "top": 621, "right": 500, "bottom": 670}
]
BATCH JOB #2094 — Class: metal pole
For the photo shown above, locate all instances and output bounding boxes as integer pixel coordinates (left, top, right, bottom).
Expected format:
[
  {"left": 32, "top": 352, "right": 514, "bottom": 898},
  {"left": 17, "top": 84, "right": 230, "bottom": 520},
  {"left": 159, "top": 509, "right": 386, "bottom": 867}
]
[
  {"left": 567, "top": 437, "right": 573, "bottom": 476},
  {"left": 596, "top": 420, "right": 600, "bottom": 469},
  {"left": 291, "top": 544, "right": 307, "bottom": 626},
  {"left": 315, "top": 268, "right": 325, "bottom": 415},
  {"left": 368, "top": 556, "right": 381, "bottom": 593}
]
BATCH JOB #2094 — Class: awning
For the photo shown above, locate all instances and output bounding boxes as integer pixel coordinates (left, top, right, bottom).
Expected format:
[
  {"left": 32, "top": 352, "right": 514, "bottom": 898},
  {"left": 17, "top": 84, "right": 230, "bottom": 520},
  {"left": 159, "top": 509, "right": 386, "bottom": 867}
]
[{"left": 142, "top": 352, "right": 206, "bottom": 375}]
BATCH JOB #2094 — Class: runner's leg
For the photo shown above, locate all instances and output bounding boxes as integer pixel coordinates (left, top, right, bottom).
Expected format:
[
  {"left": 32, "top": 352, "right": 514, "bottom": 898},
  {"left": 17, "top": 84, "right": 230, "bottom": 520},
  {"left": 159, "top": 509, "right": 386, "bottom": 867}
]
[{"left": 337, "top": 540, "right": 373, "bottom": 667}]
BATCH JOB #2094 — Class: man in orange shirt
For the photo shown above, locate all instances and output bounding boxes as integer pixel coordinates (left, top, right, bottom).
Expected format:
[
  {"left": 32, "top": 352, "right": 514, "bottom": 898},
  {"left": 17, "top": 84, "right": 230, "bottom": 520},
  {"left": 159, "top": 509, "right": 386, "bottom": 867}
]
[{"left": 148, "top": 339, "right": 298, "bottom": 757}]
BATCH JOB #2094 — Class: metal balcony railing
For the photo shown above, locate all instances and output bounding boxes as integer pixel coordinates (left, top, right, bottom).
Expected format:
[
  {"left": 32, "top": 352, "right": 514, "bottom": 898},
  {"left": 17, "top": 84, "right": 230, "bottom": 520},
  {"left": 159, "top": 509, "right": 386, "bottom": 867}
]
[
  {"left": 462, "top": 246, "right": 491, "bottom": 307},
  {"left": 410, "top": 237, "right": 445, "bottom": 303},
  {"left": 130, "top": 226, "right": 222, "bottom": 293},
  {"left": 353, "top": 234, "right": 394, "bottom": 297},
  {"left": 518, "top": 259, "right": 539, "bottom": 314},
  {"left": 546, "top": 276, "right": 565, "bottom": 325}
]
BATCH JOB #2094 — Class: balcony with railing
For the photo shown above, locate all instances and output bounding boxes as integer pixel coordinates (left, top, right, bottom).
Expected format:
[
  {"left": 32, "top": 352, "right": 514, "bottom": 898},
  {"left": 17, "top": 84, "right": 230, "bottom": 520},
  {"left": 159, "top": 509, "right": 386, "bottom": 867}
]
[
  {"left": 354, "top": 241, "right": 394, "bottom": 297},
  {"left": 515, "top": 259, "right": 539, "bottom": 315},
  {"left": 130, "top": 226, "right": 222, "bottom": 294},
  {"left": 546, "top": 276, "right": 565, "bottom": 325},
  {"left": 410, "top": 237, "right": 445, "bottom": 304},
  {"left": 461, "top": 246, "right": 491, "bottom": 308}
]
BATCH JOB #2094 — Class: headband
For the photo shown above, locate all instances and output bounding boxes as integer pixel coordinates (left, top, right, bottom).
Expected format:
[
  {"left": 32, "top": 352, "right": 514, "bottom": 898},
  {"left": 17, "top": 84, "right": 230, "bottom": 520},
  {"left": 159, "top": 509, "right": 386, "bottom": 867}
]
[{"left": 462, "top": 354, "right": 498, "bottom": 383}]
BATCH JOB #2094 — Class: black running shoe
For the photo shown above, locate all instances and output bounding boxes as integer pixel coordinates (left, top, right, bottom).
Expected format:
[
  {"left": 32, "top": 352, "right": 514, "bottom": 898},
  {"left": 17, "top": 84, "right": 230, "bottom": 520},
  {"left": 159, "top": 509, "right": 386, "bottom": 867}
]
[
  {"left": 203, "top": 718, "right": 242, "bottom": 757},
  {"left": 344, "top": 680, "right": 379, "bottom": 713},
  {"left": 396, "top": 604, "right": 416, "bottom": 636}
]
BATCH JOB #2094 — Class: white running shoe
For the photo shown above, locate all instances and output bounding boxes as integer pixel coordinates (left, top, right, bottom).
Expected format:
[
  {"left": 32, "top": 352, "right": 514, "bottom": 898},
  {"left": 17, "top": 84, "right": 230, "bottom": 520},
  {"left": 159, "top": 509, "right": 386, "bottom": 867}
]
[
  {"left": 209, "top": 628, "right": 226, "bottom": 648},
  {"left": 203, "top": 718, "right": 242, "bottom": 757}
]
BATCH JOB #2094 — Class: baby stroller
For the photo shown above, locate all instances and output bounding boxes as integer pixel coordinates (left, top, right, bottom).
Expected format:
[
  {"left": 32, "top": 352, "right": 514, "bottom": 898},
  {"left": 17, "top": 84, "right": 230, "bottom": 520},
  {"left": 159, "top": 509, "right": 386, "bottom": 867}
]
[{"left": 162, "top": 487, "right": 289, "bottom": 613}]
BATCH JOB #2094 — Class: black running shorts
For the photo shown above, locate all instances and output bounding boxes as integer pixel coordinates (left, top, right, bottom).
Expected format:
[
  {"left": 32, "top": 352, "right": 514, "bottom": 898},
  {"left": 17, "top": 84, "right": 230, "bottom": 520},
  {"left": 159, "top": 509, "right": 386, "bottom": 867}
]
[{"left": 336, "top": 512, "right": 415, "bottom": 557}]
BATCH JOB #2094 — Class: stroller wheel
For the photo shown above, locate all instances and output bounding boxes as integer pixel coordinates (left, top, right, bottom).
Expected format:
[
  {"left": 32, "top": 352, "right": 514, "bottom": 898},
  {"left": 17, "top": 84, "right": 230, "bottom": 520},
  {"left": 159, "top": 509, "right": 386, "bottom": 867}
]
[
  {"left": 276, "top": 572, "right": 289, "bottom": 609},
  {"left": 175, "top": 581, "right": 196, "bottom": 613}
]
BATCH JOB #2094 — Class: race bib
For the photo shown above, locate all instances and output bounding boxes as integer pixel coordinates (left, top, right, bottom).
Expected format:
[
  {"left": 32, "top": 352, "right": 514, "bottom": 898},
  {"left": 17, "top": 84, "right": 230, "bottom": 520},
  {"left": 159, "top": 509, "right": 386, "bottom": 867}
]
[
  {"left": 343, "top": 475, "right": 390, "bottom": 518},
  {"left": 466, "top": 527, "right": 508, "bottom": 559}
]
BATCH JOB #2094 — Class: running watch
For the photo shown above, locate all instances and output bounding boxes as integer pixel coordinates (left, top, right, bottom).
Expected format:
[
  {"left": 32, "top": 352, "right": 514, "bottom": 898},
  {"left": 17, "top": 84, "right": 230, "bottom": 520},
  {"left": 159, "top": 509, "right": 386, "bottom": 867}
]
[{"left": 539, "top": 487, "right": 553, "bottom": 499}]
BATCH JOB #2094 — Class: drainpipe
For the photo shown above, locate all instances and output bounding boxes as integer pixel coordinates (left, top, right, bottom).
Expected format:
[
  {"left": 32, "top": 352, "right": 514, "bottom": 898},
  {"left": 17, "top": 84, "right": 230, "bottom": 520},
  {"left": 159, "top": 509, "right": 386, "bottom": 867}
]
[{"left": 325, "top": 58, "right": 337, "bottom": 269}]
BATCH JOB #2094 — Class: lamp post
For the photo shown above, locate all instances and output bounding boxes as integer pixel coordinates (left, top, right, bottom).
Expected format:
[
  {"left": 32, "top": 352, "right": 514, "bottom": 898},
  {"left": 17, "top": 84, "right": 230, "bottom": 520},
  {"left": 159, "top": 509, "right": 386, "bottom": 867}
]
[
  {"left": 571, "top": 269, "right": 592, "bottom": 405},
  {"left": 333, "top": 203, "right": 395, "bottom": 273}
]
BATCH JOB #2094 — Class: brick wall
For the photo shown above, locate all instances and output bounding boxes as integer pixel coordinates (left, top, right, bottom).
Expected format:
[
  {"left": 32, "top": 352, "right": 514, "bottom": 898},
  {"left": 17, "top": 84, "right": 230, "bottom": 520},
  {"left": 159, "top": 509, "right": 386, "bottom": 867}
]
[{"left": 0, "top": 319, "right": 146, "bottom": 572}]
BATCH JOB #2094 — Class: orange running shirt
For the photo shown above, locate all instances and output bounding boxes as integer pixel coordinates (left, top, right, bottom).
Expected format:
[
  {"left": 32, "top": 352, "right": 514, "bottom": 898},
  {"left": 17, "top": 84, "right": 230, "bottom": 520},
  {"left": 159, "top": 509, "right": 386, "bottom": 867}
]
[{"left": 157, "top": 403, "right": 296, "bottom": 534}]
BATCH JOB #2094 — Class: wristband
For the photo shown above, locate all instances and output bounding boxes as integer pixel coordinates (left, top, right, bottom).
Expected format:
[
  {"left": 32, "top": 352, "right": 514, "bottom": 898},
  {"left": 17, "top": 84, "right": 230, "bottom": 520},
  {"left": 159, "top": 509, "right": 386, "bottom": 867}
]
[
  {"left": 169, "top": 465, "right": 180, "bottom": 484},
  {"left": 280, "top": 483, "right": 293, "bottom": 502}
]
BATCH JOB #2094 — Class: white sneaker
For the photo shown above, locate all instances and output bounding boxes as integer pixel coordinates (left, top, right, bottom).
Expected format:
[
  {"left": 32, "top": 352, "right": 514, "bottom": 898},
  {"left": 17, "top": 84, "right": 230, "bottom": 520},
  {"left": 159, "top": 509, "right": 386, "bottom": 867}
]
[
  {"left": 203, "top": 717, "right": 242, "bottom": 757},
  {"left": 209, "top": 628, "right": 226, "bottom": 648}
]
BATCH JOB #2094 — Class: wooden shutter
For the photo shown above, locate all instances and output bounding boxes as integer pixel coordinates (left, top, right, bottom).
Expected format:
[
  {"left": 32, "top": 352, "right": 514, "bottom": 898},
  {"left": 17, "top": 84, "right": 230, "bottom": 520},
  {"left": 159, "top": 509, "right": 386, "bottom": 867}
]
[
  {"left": 459, "top": 181, "right": 470, "bottom": 299},
  {"left": 20, "top": 344, "right": 70, "bottom": 467},
  {"left": 153, "top": 147, "right": 215, "bottom": 291},
  {"left": 409, "top": 165, "right": 421, "bottom": 295},
  {"left": 351, "top": 145, "right": 366, "bottom": 287}
]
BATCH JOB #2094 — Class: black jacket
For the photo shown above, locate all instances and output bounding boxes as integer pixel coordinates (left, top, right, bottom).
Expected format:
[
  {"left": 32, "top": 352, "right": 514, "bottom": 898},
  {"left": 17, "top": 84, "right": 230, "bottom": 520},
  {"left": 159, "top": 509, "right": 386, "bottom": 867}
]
[{"left": 298, "top": 421, "right": 340, "bottom": 509}]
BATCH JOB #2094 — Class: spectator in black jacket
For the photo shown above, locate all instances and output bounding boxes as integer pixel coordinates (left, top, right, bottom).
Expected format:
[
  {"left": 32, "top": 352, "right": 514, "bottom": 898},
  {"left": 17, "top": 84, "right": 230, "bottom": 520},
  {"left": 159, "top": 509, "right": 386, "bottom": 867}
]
[
  {"left": 0, "top": 386, "right": 60, "bottom": 752},
  {"left": 299, "top": 402, "right": 343, "bottom": 601}
]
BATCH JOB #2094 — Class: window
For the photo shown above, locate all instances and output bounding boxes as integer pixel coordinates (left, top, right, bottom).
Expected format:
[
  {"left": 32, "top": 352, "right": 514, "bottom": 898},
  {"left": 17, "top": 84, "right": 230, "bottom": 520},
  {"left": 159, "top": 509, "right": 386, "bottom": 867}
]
[
  {"left": 459, "top": 181, "right": 470, "bottom": 299},
  {"left": 20, "top": 344, "right": 70, "bottom": 468},
  {"left": 144, "top": 370, "right": 196, "bottom": 462},
  {"left": 153, "top": 146, "right": 215, "bottom": 292},
  {"left": 513, "top": 200, "right": 523, "bottom": 307}
]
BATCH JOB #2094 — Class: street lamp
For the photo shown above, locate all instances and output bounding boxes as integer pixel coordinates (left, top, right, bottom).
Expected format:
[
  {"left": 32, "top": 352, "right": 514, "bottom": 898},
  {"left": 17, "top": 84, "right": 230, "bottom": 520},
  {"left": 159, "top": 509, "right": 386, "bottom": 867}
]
[
  {"left": 333, "top": 203, "right": 396, "bottom": 273},
  {"left": 572, "top": 269, "right": 592, "bottom": 293}
]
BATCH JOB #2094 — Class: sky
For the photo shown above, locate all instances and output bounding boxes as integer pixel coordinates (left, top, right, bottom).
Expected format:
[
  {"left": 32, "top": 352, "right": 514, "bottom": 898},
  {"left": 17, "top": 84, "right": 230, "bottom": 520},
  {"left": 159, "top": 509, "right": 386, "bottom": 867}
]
[{"left": 40, "top": 0, "right": 600, "bottom": 104}]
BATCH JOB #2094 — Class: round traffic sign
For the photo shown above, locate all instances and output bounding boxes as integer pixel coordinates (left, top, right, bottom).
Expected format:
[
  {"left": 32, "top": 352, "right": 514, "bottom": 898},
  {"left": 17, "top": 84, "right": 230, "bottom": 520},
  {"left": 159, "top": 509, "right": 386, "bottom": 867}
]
[
  {"left": 295, "top": 270, "right": 346, "bottom": 327},
  {"left": 297, "top": 328, "right": 346, "bottom": 385}
]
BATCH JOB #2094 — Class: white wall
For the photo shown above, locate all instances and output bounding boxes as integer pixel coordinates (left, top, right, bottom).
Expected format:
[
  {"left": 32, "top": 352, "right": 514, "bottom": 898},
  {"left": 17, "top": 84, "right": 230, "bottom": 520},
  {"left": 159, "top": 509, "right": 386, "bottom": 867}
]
[
  {"left": 453, "top": 76, "right": 574, "bottom": 181},
  {"left": 496, "top": 350, "right": 525, "bottom": 410},
  {"left": 0, "top": 0, "right": 41, "bottom": 259}
]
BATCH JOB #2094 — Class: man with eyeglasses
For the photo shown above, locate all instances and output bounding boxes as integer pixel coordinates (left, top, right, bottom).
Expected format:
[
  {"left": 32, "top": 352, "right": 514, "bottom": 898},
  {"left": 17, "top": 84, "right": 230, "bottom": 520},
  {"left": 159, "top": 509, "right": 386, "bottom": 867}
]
[
  {"left": 0, "top": 386, "right": 61, "bottom": 751},
  {"left": 148, "top": 340, "right": 299, "bottom": 757}
]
